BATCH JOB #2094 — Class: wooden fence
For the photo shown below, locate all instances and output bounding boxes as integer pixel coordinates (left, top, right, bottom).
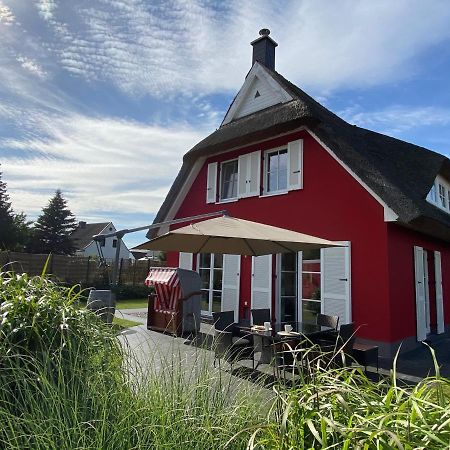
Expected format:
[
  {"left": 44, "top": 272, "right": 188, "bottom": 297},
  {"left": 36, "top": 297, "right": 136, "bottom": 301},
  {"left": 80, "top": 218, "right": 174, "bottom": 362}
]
[{"left": 0, "top": 251, "right": 164, "bottom": 287}]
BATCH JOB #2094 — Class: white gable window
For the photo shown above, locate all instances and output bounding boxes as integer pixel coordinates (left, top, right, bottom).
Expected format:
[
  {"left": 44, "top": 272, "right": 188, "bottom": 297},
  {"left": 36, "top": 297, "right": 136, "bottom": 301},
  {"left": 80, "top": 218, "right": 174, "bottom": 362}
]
[
  {"left": 206, "top": 139, "right": 302, "bottom": 204},
  {"left": 220, "top": 159, "right": 238, "bottom": 201},
  {"left": 427, "top": 175, "right": 450, "bottom": 214},
  {"left": 266, "top": 148, "right": 288, "bottom": 193},
  {"left": 263, "top": 139, "right": 303, "bottom": 195}
]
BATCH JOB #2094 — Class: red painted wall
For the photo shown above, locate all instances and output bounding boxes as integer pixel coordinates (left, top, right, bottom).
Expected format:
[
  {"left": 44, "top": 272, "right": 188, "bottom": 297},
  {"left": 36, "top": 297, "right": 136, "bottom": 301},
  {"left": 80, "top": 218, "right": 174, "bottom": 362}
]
[
  {"left": 172, "top": 129, "right": 394, "bottom": 341},
  {"left": 387, "top": 223, "right": 450, "bottom": 341}
]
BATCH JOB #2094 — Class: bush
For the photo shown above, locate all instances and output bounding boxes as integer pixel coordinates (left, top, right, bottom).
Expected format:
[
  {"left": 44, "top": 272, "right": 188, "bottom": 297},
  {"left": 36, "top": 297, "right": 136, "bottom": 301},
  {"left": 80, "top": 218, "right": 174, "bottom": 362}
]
[{"left": 111, "top": 283, "right": 154, "bottom": 300}]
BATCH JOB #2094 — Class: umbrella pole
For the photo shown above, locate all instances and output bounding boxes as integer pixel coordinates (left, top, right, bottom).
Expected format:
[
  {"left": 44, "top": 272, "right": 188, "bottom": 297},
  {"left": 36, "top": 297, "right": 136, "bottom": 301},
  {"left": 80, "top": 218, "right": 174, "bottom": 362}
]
[
  {"left": 92, "top": 210, "right": 228, "bottom": 290},
  {"left": 110, "top": 232, "right": 124, "bottom": 288}
]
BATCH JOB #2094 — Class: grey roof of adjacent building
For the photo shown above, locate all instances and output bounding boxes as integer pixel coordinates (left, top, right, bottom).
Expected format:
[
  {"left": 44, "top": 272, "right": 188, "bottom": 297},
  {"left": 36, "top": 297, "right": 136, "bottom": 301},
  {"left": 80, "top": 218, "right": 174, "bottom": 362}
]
[
  {"left": 149, "top": 64, "right": 450, "bottom": 242},
  {"left": 70, "top": 222, "right": 110, "bottom": 250}
]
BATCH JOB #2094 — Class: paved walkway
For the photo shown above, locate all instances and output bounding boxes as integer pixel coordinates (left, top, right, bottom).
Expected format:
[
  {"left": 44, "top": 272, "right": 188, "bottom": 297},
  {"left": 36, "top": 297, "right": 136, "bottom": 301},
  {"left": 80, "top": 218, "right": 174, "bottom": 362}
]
[
  {"left": 379, "top": 336, "right": 450, "bottom": 380},
  {"left": 116, "top": 308, "right": 450, "bottom": 383}
]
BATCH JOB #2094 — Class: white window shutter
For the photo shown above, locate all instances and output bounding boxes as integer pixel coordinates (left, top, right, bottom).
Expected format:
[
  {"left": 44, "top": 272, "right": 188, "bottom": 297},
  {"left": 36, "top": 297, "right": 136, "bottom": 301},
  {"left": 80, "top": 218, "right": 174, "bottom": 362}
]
[
  {"left": 238, "top": 151, "right": 260, "bottom": 198},
  {"left": 206, "top": 162, "right": 217, "bottom": 204},
  {"left": 288, "top": 139, "right": 303, "bottom": 191},
  {"left": 251, "top": 255, "right": 272, "bottom": 318},
  {"left": 248, "top": 151, "right": 261, "bottom": 197},
  {"left": 179, "top": 252, "right": 193, "bottom": 270},
  {"left": 222, "top": 254, "right": 240, "bottom": 322},
  {"left": 321, "top": 242, "right": 351, "bottom": 325},
  {"left": 434, "top": 251, "right": 445, "bottom": 334},
  {"left": 423, "top": 250, "right": 431, "bottom": 334},
  {"left": 414, "top": 246, "right": 427, "bottom": 341},
  {"left": 238, "top": 154, "right": 249, "bottom": 198}
]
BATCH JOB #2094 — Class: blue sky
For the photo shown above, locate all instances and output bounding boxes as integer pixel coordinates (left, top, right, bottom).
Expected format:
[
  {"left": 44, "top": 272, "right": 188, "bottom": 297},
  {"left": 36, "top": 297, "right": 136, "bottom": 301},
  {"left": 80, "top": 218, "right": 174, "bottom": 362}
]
[{"left": 1, "top": 0, "right": 450, "bottom": 249}]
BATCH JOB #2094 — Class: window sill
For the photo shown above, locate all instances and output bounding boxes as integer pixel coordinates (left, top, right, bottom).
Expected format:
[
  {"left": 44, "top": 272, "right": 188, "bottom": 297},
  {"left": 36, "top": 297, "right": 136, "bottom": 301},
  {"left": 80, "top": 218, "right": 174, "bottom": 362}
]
[
  {"left": 426, "top": 199, "right": 450, "bottom": 215},
  {"left": 216, "top": 197, "right": 238, "bottom": 204},
  {"left": 260, "top": 190, "right": 289, "bottom": 198}
]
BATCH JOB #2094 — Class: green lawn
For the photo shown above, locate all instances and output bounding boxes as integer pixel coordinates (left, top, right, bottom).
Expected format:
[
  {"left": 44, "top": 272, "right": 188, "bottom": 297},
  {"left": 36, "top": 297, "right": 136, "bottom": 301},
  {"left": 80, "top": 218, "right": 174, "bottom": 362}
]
[
  {"left": 115, "top": 298, "right": 148, "bottom": 309},
  {"left": 112, "top": 316, "right": 141, "bottom": 331}
]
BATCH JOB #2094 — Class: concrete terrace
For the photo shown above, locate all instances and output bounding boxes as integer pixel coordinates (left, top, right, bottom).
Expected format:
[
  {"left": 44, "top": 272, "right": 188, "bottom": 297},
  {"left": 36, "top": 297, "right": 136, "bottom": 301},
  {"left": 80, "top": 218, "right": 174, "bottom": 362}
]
[{"left": 116, "top": 307, "right": 450, "bottom": 384}]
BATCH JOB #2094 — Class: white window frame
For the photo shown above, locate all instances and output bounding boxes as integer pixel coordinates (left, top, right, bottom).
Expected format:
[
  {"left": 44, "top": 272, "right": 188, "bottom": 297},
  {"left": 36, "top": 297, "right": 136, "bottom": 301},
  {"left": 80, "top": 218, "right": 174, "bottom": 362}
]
[
  {"left": 299, "top": 250, "right": 322, "bottom": 323},
  {"left": 219, "top": 158, "right": 239, "bottom": 202},
  {"left": 197, "top": 253, "right": 223, "bottom": 316},
  {"left": 426, "top": 175, "right": 450, "bottom": 214},
  {"left": 263, "top": 145, "right": 289, "bottom": 195}
]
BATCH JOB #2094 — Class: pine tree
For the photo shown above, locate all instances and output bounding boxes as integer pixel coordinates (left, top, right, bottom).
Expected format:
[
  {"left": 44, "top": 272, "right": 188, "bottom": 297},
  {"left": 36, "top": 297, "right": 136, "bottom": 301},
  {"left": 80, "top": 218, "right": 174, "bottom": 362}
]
[
  {"left": 13, "top": 212, "right": 33, "bottom": 251},
  {"left": 0, "top": 170, "right": 17, "bottom": 249},
  {"left": 33, "top": 190, "right": 77, "bottom": 255}
]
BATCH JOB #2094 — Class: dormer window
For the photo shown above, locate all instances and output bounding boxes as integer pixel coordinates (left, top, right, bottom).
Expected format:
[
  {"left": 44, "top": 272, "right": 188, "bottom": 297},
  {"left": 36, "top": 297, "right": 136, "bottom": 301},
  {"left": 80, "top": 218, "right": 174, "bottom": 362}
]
[
  {"left": 427, "top": 184, "right": 437, "bottom": 203},
  {"left": 438, "top": 184, "right": 447, "bottom": 208},
  {"left": 427, "top": 175, "right": 450, "bottom": 214}
]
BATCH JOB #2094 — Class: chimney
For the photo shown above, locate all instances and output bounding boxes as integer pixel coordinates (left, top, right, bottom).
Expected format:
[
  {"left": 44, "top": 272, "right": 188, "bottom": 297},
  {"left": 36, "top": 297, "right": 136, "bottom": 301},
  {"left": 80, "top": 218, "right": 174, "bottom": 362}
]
[
  {"left": 251, "top": 28, "right": 278, "bottom": 70},
  {"left": 79, "top": 221, "right": 86, "bottom": 229}
]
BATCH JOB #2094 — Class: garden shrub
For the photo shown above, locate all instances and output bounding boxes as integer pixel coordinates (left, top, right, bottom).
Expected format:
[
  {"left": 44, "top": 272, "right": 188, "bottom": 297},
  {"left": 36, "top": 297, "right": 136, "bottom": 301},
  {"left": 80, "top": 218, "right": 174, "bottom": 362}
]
[
  {"left": 111, "top": 283, "right": 154, "bottom": 300},
  {"left": 0, "top": 271, "right": 124, "bottom": 426}
]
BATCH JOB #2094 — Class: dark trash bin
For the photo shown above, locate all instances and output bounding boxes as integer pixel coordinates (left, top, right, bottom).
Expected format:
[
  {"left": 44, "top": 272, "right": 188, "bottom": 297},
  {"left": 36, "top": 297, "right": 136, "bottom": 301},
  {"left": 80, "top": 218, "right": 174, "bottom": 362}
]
[{"left": 87, "top": 289, "right": 115, "bottom": 325}]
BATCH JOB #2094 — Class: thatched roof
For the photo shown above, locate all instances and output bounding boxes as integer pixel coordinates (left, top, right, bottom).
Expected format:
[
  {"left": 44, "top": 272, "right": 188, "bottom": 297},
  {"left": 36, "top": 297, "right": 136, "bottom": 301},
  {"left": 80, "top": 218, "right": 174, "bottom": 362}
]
[{"left": 151, "top": 64, "right": 450, "bottom": 241}]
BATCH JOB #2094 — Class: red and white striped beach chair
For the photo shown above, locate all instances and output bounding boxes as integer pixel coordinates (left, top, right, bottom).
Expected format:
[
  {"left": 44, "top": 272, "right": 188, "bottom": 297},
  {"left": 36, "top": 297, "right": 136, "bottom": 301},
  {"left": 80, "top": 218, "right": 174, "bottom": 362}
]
[{"left": 145, "top": 267, "right": 201, "bottom": 336}]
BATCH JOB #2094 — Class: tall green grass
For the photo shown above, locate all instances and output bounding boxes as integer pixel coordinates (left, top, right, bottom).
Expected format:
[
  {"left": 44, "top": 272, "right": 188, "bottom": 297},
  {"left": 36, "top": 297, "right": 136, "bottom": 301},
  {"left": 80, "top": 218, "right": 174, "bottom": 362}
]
[
  {"left": 0, "top": 271, "right": 268, "bottom": 449},
  {"left": 250, "top": 344, "right": 450, "bottom": 449},
  {"left": 1, "top": 270, "right": 450, "bottom": 449}
]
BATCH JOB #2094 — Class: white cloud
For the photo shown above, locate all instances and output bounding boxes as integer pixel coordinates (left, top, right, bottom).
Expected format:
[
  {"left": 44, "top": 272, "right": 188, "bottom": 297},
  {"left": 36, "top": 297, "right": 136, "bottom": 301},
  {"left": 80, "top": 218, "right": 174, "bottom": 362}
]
[
  {"left": 6, "top": 0, "right": 447, "bottom": 96},
  {"left": 1, "top": 109, "right": 208, "bottom": 222},
  {"left": 0, "top": 2, "right": 14, "bottom": 25},
  {"left": 339, "top": 104, "right": 450, "bottom": 135},
  {"left": 16, "top": 56, "right": 47, "bottom": 79},
  {"left": 36, "top": 0, "right": 56, "bottom": 21}
]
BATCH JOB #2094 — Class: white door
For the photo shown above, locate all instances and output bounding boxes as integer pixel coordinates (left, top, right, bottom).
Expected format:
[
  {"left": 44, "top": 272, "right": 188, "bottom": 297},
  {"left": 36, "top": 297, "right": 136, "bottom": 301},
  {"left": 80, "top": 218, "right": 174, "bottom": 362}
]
[
  {"left": 222, "top": 254, "right": 241, "bottom": 322},
  {"left": 434, "top": 251, "right": 445, "bottom": 334},
  {"left": 320, "top": 242, "right": 351, "bottom": 325},
  {"left": 414, "top": 246, "right": 427, "bottom": 341},
  {"left": 251, "top": 255, "right": 272, "bottom": 323}
]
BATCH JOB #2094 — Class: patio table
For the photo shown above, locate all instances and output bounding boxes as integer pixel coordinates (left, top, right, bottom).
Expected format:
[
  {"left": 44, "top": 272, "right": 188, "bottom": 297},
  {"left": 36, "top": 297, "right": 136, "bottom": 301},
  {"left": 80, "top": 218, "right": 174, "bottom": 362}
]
[{"left": 237, "top": 321, "right": 333, "bottom": 369}]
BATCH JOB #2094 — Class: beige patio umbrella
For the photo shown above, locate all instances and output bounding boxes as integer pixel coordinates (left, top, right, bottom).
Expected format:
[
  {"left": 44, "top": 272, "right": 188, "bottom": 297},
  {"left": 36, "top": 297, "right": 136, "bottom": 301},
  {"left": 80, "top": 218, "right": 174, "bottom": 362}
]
[{"left": 135, "top": 215, "right": 342, "bottom": 256}]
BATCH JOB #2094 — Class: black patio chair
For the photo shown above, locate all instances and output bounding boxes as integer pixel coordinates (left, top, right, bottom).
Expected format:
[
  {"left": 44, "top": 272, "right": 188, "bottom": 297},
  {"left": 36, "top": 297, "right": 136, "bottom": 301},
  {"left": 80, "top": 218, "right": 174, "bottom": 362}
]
[
  {"left": 212, "top": 311, "right": 236, "bottom": 333},
  {"left": 309, "top": 322, "right": 356, "bottom": 369},
  {"left": 309, "top": 313, "right": 340, "bottom": 346},
  {"left": 251, "top": 308, "right": 271, "bottom": 325},
  {"left": 212, "top": 311, "right": 253, "bottom": 367},
  {"left": 317, "top": 313, "right": 339, "bottom": 330}
]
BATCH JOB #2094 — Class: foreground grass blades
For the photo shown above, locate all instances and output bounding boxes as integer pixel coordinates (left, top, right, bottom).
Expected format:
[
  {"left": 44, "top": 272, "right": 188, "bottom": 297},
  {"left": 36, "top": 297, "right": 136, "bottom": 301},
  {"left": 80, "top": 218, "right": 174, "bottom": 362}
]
[
  {"left": 0, "top": 271, "right": 267, "bottom": 449},
  {"left": 1, "top": 271, "right": 450, "bottom": 449},
  {"left": 251, "top": 348, "right": 450, "bottom": 449}
]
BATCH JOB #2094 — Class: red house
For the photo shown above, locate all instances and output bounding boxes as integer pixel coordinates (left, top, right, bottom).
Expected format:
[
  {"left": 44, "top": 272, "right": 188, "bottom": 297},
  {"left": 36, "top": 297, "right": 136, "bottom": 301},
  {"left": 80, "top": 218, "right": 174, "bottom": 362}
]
[{"left": 150, "top": 30, "right": 450, "bottom": 357}]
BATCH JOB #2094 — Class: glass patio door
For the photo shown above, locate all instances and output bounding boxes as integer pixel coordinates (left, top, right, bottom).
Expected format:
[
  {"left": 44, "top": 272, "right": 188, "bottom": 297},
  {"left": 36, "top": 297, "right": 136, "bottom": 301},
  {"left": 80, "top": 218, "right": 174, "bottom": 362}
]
[
  {"left": 278, "top": 250, "right": 322, "bottom": 324},
  {"left": 198, "top": 253, "right": 223, "bottom": 316},
  {"left": 299, "top": 249, "right": 321, "bottom": 323}
]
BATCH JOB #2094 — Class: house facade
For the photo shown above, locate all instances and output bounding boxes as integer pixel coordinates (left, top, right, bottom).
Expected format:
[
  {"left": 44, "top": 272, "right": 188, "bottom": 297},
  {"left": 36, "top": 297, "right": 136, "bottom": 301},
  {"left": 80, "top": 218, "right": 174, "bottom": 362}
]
[
  {"left": 71, "top": 221, "right": 131, "bottom": 260},
  {"left": 149, "top": 30, "right": 450, "bottom": 356}
]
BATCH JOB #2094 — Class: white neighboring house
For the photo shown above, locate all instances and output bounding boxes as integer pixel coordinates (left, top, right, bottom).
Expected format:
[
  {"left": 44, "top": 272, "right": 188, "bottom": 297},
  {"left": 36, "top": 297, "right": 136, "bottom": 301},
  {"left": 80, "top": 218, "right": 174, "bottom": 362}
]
[{"left": 71, "top": 221, "right": 131, "bottom": 260}]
